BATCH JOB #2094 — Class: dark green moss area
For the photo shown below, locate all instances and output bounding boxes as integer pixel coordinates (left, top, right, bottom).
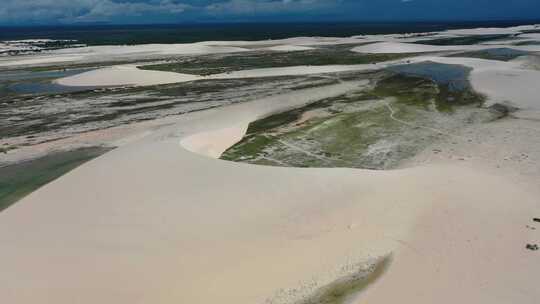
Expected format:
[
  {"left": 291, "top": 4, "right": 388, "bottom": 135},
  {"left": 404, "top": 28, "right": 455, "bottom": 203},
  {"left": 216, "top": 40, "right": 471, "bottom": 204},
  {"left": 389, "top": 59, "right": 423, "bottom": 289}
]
[
  {"left": 139, "top": 49, "right": 417, "bottom": 76},
  {"left": 222, "top": 89, "right": 429, "bottom": 169},
  {"left": 221, "top": 94, "right": 352, "bottom": 164},
  {"left": 413, "top": 34, "right": 516, "bottom": 45},
  {"left": 372, "top": 75, "right": 445, "bottom": 110},
  {"left": 447, "top": 48, "right": 530, "bottom": 61},
  {"left": 0, "top": 147, "right": 113, "bottom": 212},
  {"left": 299, "top": 256, "right": 392, "bottom": 304},
  {"left": 373, "top": 74, "right": 484, "bottom": 113},
  {"left": 383, "top": 62, "right": 485, "bottom": 111},
  {"left": 246, "top": 96, "right": 343, "bottom": 135}
]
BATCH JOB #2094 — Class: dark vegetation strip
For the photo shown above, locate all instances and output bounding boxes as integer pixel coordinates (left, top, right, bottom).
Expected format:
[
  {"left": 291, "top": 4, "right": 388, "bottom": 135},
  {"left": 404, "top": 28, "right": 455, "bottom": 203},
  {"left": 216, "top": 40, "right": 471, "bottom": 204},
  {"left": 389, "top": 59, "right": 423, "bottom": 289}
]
[
  {"left": 139, "top": 50, "right": 417, "bottom": 76},
  {"left": 0, "top": 147, "right": 113, "bottom": 212},
  {"left": 0, "top": 76, "right": 338, "bottom": 140}
]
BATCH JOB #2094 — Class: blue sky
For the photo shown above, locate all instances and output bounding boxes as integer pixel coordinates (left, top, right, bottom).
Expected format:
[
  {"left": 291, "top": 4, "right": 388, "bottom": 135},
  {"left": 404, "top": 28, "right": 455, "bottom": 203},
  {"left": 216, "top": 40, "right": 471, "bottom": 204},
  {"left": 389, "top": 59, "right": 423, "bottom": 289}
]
[{"left": 1, "top": 0, "right": 540, "bottom": 25}]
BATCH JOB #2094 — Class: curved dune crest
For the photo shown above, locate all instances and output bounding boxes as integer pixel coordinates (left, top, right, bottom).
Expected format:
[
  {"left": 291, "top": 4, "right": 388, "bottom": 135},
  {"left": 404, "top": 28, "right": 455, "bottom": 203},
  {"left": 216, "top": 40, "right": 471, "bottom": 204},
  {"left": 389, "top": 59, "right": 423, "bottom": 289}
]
[{"left": 181, "top": 124, "right": 249, "bottom": 159}]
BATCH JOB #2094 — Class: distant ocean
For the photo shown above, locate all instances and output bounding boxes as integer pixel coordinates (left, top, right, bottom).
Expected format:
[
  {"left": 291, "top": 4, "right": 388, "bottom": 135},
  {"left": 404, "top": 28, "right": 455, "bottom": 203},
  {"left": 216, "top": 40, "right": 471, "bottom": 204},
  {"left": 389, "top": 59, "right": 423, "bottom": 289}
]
[{"left": 0, "top": 21, "right": 539, "bottom": 45}]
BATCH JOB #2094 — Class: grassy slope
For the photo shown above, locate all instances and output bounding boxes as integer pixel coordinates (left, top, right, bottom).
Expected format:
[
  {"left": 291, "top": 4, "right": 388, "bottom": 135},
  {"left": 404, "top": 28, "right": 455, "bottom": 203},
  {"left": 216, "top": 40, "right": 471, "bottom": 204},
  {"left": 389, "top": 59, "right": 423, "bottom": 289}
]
[{"left": 221, "top": 71, "right": 488, "bottom": 169}]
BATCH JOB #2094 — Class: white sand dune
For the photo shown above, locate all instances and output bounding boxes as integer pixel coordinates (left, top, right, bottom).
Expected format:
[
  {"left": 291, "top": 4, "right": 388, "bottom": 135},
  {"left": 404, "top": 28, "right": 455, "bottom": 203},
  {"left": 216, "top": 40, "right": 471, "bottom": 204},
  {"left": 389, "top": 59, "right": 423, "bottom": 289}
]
[
  {"left": 211, "top": 64, "right": 380, "bottom": 79},
  {"left": 472, "top": 69, "right": 540, "bottom": 108},
  {"left": 0, "top": 37, "right": 365, "bottom": 68},
  {"left": 443, "top": 25, "right": 538, "bottom": 36},
  {"left": 2, "top": 76, "right": 540, "bottom": 304},
  {"left": 263, "top": 45, "right": 316, "bottom": 52},
  {"left": 404, "top": 56, "right": 540, "bottom": 109},
  {"left": 351, "top": 41, "right": 470, "bottom": 54},
  {"left": 350, "top": 41, "right": 540, "bottom": 111},
  {"left": 56, "top": 64, "right": 200, "bottom": 87},
  {"left": 209, "top": 36, "right": 367, "bottom": 47},
  {"left": 0, "top": 43, "right": 249, "bottom": 68},
  {"left": 2, "top": 24, "right": 539, "bottom": 69},
  {"left": 0, "top": 55, "right": 86, "bottom": 67},
  {"left": 2, "top": 24, "right": 540, "bottom": 304},
  {"left": 350, "top": 41, "right": 540, "bottom": 54},
  {"left": 57, "top": 49, "right": 540, "bottom": 90}
]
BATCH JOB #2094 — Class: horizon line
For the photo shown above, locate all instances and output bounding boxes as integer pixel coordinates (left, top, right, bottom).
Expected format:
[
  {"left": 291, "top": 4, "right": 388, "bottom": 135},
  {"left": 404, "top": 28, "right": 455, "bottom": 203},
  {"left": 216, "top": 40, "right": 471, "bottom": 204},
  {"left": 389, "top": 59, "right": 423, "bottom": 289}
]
[{"left": 1, "top": 19, "right": 540, "bottom": 28}]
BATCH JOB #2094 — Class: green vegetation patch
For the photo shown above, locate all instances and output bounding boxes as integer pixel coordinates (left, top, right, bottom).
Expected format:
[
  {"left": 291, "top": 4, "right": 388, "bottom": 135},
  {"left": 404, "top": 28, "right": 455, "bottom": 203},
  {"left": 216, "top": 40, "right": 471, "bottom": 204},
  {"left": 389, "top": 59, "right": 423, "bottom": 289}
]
[
  {"left": 222, "top": 85, "right": 440, "bottom": 169},
  {"left": 140, "top": 50, "right": 417, "bottom": 76},
  {"left": 299, "top": 256, "right": 392, "bottom": 304},
  {"left": 372, "top": 74, "right": 483, "bottom": 113},
  {"left": 246, "top": 96, "right": 343, "bottom": 135},
  {"left": 221, "top": 65, "right": 487, "bottom": 170},
  {"left": 0, "top": 147, "right": 113, "bottom": 212}
]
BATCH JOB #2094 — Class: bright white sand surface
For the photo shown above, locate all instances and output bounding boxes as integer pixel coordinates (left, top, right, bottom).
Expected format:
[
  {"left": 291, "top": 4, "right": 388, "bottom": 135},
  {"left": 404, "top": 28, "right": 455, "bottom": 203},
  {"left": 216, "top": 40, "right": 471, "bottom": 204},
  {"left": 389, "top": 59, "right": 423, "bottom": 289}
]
[
  {"left": 351, "top": 41, "right": 469, "bottom": 54},
  {"left": 0, "top": 55, "right": 85, "bottom": 67},
  {"left": 0, "top": 43, "right": 249, "bottom": 68},
  {"left": 1, "top": 77, "right": 540, "bottom": 304},
  {"left": 1, "top": 24, "right": 539, "bottom": 69},
  {"left": 443, "top": 25, "right": 538, "bottom": 35},
  {"left": 211, "top": 65, "right": 380, "bottom": 79},
  {"left": 472, "top": 69, "right": 540, "bottom": 108},
  {"left": 263, "top": 45, "right": 316, "bottom": 52},
  {"left": 210, "top": 36, "right": 367, "bottom": 47},
  {"left": 56, "top": 64, "right": 200, "bottom": 87},
  {"left": 0, "top": 37, "right": 365, "bottom": 68}
]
